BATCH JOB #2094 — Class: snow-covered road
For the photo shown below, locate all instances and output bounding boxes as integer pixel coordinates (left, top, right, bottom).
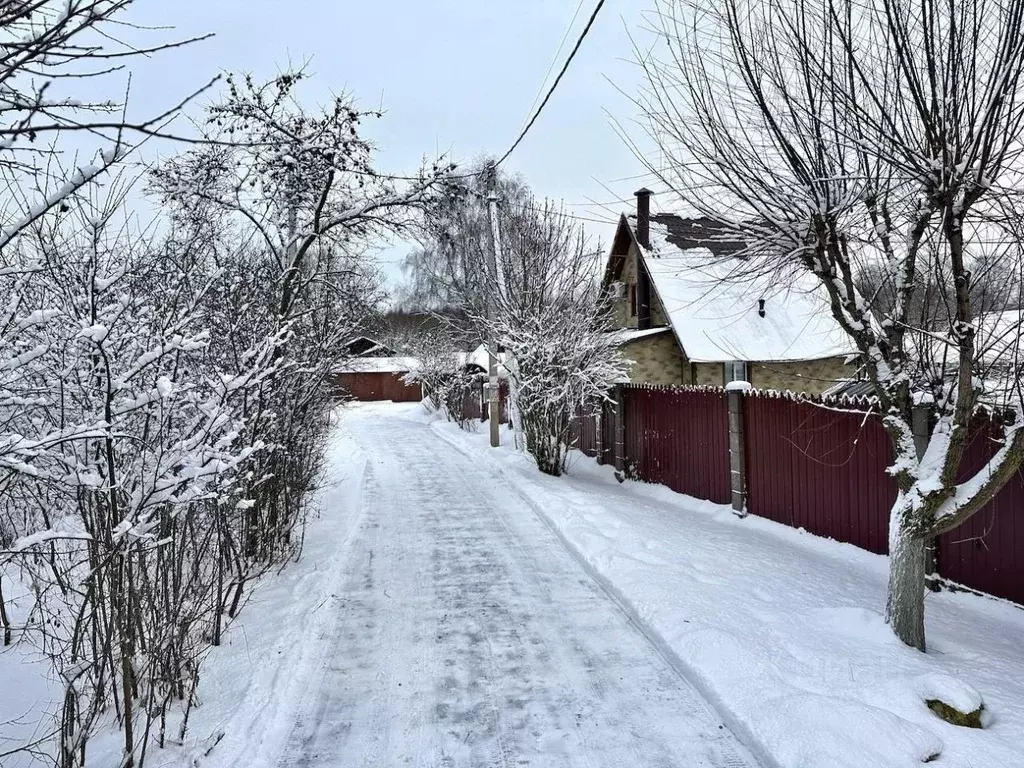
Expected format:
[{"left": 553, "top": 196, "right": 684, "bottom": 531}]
[
  {"left": 276, "top": 405, "right": 756, "bottom": 768},
  {"left": 11, "top": 402, "right": 1020, "bottom": 768}
]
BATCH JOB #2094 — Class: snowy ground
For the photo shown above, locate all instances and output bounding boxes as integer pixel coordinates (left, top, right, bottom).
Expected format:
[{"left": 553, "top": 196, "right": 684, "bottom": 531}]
[
  {"left": 246, "top": 403, "right": 756, "bottom": 768},
  {"left": 4, "top": 402, "right": 1023, "bottom": 767},
  {"left": 421, "top": 407, "right": 1024, "bottom": 768}
]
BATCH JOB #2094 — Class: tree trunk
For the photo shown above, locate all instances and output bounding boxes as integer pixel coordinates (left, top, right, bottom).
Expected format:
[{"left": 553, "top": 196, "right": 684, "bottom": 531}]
[
  {"left": 886, "top": 527, "right": 927, "bottom": 651},
  {"left": 0, "top": 575, "right": 11, "bottom": 646}
]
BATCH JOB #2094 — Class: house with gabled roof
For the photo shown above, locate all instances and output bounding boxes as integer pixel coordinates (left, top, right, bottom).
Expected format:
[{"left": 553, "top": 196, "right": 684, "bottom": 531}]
[
  {"left": 602, "top": 189, "right": 858, "bottom": 394},
  {"left": 343, "top": 335, "right": 395, "bottom": 357}
]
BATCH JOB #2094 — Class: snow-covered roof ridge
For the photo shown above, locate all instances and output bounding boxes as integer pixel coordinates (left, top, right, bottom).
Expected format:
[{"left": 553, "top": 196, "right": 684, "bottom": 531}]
[{"left": 642, "top": 216, "right": 858, "bottom": 364}]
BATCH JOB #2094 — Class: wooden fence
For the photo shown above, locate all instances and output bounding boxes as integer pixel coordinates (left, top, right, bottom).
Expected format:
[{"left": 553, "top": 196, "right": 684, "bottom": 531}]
[
  {"left": 570, "top": 385, "right": 1024, "bottom": 606},
  {"left": 449, "top": 379, "right": 511, "bottom": 425}
]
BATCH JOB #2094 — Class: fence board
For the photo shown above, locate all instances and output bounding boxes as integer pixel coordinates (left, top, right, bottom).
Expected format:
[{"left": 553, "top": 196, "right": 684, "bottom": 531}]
[
  {"left": 939, "top": 419, "right": 1024, "bottom": 604},
  {"left": 744, "top": 396, "right": 895, "bottom": 555},
  {"left": 601, "top": 399, "right": 617, "bottom": 466},
  {"left": 569, "top": 407, "right": 600, "bottom": 458},
  {"left": 622, "top": 387, "right": 730, "bottom": 504}
]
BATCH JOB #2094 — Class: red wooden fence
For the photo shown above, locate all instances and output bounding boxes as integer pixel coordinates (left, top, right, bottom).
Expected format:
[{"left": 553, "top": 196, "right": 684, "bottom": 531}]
[
  {"left": 601, "top": 399, "right": 617, "bottom": 467},
  {"left": 447, "top": 380, "right": 511, "bottom": 425},
  {"left": 622, "top": 387, "right": 731, "bottom": 505},
  {"left": 569, "top": 407, "right": 601, "bottom": 458},
  {"left": 566, "top": 385, "right": 1024, "bottom": 606}
]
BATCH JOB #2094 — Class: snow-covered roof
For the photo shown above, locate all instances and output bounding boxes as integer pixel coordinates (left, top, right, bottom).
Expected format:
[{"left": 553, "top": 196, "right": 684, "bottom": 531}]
[
  {"left": 334, "top": 356, "right": 419, "bottom": 374},
  {"left": 612, "top": 327, "right": 673, "bottom": 345},
  {"left": 643, "top": 219, "right": 857, "bottom": 363},
  {"left": 343, "top": 335, "right": 395, "bottom": 357},
  {"left": 974, "top": 309, "right": 1024, "bottom": 367},
  {"left": 458, "top": 344, "right": 510, "bottom": 376}
]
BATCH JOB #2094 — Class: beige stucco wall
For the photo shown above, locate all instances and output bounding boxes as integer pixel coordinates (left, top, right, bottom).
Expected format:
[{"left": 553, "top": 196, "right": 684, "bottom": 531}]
[
  {"left": 748, "top": 357, "right": 850, "bottom": 395},
  {"left": 690, "top": 357, "right": 850, "bottom": 394},
  {"left": 621, "top": 332, "right": 686, "bottom": 386},
  {"left": 693, "top": 362, "right": 724, "bottom": 387}
]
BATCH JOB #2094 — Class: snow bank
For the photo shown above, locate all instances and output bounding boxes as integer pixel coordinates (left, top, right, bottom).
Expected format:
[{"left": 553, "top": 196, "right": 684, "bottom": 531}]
[
  {"left": 428, "top": 418, "right": 1024, "bottom": 768},
  {"left": 751, "top": 696, "right": 942, "bottom": 767}
]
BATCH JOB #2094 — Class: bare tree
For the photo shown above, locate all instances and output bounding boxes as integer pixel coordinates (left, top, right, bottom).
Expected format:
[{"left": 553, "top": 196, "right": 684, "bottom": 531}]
[
  {"left": 637, "top": 0, "right": 1024, "bottom": 649},
  {"left": 416, "top": 168, "right": 627, "bottom": 475},
  {"left": 0, "top": 56, "right": 456, "bottom": 766},
  {"left": 150, "top": 71, "right": 456, "bottom": 565},
  {"left": 400, "top": 158, "right": 531, "bottom": 313},
  {"left": 0, "top": 1, "right": 213, "bottom": 251}
]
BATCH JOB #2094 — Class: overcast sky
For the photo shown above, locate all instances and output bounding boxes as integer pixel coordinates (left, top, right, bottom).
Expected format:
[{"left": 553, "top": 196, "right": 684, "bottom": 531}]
[{"left": 114, "top": 0, "right": 663, "bottom": 289}]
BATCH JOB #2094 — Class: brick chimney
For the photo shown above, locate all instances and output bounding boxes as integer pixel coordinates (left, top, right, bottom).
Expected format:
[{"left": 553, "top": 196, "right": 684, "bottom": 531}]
[
  {"left": 635, "top": 188, "right": 653, "bottom": 248},
  {"left": 635, "top": 188, "right": 653, "bottom": 330}
]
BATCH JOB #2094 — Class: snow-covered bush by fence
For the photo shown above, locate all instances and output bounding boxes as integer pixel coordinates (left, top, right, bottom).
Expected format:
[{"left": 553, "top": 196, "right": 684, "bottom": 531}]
[
  {"left": 401, "top": 331, "right": 479, "bottom": 428},
  {"left": 411, "top": 165, "right": 627, "bottom": 475}
]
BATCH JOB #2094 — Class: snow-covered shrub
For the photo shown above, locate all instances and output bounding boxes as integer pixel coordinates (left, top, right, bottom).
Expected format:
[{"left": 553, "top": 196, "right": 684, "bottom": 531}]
[
  {"left": 496, "top": 311, "right": 624, "bottom": 476},
  {"left": 0, "top": 63, "right": 455, "bottom": 767},
  {"left": 403, "top": 330, "right": 480, "bottom": 428},
  {"left": 410, "top": 165, "right": 627, "bottom": 474},
  {"left": 0, "top": 194, "right": 275, "bottom": 765}
]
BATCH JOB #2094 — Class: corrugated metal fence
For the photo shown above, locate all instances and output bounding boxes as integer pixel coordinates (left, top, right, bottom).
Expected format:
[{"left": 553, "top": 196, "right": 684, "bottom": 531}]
[
  {"left": 571, "top": 385, "right": 1023, "bottom": 606},
  {"left": 744, "top": 394, "right": 895, "bottom": 555},
  {"left": 623, "top": 387, "right": 731, "bottom": 504},
  {"left": 939, "top": 419, "right": 1024, "bottom": 604}
]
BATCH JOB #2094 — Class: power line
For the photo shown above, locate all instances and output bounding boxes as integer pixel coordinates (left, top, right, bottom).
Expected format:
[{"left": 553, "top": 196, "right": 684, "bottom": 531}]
[
  {"left": 519, "top": 202, "right": 619, "bottom": 226},
  {"left": 564, "top": 198, "right": 633, "bottom": 207},
  {"left": 285, "top": 1, "right": 607, "bottom": 188},
  {"left": 520, "top": 0, "right": 588, "bottom": 135},
  {"left": 271, "top": 1, "right": 608, "bottom": 192},
  {"left": 494, "top": 0, "right": 608, "bottom": 169}
]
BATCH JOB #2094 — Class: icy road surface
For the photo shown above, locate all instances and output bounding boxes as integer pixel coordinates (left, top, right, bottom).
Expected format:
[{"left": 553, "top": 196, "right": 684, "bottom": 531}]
[{"left": 275, "top": 405, "right": 756, "bottom": 768}]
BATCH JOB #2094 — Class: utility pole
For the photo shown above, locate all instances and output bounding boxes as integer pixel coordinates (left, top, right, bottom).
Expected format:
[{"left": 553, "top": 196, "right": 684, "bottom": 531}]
[{"left": 485, "top": 172, "right": 505, "bottom": 448}]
